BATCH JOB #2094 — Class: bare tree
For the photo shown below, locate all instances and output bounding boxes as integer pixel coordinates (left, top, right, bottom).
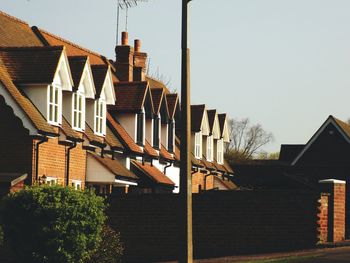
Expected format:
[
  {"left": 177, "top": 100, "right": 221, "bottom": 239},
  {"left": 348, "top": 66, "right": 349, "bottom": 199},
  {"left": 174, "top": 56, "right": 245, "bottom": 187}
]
[{"left": 225, "top": 118, "right": 274, "bottom": 162}]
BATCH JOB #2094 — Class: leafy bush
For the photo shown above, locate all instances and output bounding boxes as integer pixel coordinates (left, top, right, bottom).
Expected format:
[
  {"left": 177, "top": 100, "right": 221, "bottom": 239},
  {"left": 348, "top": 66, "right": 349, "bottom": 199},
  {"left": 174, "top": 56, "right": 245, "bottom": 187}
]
[
  {"left": 0, "top": 185, "right": 106, "bottom": 263},
  {"left": 86, "top": 225, "right": 124, "bottom": 263}
]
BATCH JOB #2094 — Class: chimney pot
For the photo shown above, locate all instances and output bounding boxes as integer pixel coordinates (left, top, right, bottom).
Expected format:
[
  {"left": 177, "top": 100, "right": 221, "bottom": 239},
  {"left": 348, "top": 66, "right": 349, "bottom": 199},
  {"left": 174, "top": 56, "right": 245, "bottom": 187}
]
[
  {"left": 121, "top": 31, "right": 128, "bottom": 45},
  {"left": 134, "top": 39, "right": 141, "bottom": 52}
]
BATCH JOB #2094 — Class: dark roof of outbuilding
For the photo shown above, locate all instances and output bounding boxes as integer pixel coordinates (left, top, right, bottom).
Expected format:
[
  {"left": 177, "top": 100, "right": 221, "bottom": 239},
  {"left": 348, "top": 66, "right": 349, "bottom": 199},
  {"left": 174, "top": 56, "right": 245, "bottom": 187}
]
[
  {"left": 0, "top": 46, "right": 63, "bottom": 84},
  {"left": 279, "top": 144, "right": 305, "bottom": 163}
]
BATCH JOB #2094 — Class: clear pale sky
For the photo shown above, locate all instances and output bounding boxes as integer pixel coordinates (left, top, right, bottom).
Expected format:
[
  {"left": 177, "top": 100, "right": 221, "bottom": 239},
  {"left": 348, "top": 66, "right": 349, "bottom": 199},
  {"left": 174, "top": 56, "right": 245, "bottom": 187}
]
[{"left": 2, "top": 0, "right": 350, "bottom": 153}]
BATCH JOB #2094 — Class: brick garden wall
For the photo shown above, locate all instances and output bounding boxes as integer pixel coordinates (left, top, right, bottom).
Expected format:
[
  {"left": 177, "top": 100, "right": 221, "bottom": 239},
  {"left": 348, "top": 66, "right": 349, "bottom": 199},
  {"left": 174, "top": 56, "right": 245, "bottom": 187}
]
[{"left": 107, "top": 190, "right": 321, "bottom": 262}]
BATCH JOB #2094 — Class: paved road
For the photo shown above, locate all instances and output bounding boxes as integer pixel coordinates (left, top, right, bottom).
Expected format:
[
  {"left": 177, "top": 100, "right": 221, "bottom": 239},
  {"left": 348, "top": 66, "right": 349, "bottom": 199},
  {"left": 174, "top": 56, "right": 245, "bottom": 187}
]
[{"left": 194, "top": 246, "right": 350, "bottom": 263}]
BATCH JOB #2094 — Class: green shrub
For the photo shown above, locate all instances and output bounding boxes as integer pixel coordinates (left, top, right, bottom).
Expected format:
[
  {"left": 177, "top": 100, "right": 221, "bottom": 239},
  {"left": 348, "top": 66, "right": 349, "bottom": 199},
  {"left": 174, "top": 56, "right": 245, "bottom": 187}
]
[
  {"left": 86, "top": 225, "right": 124, "bottom": 263},
  {"left": 0, "top": 185, "right": 106, "bottom": 263}
]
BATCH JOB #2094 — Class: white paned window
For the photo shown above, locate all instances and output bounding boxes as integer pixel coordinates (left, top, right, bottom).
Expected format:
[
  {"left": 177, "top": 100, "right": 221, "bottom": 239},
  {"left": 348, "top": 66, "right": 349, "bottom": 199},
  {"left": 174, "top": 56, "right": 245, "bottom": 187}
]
[
  {"left": 48, "top": 84, "right": 61, "bottom": 125},
  {"left": 46, "top": 177, "right": 58, "bottom": 186},
  {"left": 72, "top": 180, "right": 82, "bottom": 190},
  {"left": 72, "top": 92, "right": 85, "bottom": 131},
  {"left": 207, "top": 135, "right": 213, "bottom": 161},
  {"left": 94, "top": 98, "right": 106, "bottom": 136},
  {"left": 195, "top": 131, "right": 202, "bottom": 159},
  {"left": 217, "top": 138, "right": 223, "bottom": 164}
]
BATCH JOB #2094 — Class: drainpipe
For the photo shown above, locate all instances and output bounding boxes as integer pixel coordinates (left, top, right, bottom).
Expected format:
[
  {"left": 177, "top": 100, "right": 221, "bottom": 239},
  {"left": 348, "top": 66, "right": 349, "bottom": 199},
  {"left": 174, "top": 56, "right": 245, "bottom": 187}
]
[
  {"left": 35, "top": 136, "right": 48, "bottom": 183},
  {"left": 66, "top": 141, "right": 77, "bottom": 187},
  {"left": 163, "top": 161, "right": 172, "bottom": 174}
]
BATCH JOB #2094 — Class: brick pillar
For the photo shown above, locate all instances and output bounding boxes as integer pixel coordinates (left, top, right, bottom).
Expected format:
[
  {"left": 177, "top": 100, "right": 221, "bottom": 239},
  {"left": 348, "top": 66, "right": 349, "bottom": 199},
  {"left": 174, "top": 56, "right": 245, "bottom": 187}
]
[
  {"left": 319, "top": 179, "right": 346, "bottom": 242},
  {"left": 318, "top": 193, "right": 329, "bottom": 243}
]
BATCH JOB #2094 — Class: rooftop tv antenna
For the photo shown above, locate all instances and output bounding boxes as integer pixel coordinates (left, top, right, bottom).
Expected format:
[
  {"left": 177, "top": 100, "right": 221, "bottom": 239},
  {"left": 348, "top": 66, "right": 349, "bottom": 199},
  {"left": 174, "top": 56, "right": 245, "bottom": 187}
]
[{"left": 116, "top": 0, "right": 148, "bottom": 45}]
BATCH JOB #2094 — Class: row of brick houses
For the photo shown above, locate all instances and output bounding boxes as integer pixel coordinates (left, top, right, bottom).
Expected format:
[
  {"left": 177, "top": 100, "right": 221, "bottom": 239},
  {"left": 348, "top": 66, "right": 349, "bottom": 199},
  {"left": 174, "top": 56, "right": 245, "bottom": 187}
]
[{"left": 0, "top": 10, "right": 235, "bottom": 195}]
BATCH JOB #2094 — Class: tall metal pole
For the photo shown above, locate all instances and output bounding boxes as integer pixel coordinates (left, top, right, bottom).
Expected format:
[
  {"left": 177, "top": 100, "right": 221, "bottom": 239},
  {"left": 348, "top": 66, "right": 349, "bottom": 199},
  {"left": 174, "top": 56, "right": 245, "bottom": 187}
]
[{"left": 179, "top": 0, "right": 193, "bottom": 262}]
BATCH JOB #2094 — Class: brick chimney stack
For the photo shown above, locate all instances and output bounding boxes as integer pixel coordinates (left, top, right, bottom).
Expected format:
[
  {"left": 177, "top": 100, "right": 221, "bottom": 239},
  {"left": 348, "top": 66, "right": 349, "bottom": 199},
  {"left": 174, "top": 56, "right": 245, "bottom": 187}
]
[
  {"left": 133, "top": 39, "right": 147, "bottom": 81},
  {"left": 115, "top": 31, "right": 134, "bottom": 82}
]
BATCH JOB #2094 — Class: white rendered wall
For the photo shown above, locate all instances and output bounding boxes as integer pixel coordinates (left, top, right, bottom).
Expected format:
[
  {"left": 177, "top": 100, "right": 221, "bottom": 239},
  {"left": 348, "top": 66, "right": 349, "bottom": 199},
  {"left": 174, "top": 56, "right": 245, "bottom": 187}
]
[
  {"left": 21, "top": 84, "right": 48, "bottom": 121},
  {"left": 115, "top": 113, "right": 137, "bottom": 142},
  {"left": 86, "top": 154, "right": 115, "bottom": 183},
  {"left": 145, "top": 118, "right": 153, "bottom": 145},
  {"left": 161, "top": 124, "right": 168, "bottom": 148},
  {"left": 62, "top": 91, "right": 72, "bottom": 125}
]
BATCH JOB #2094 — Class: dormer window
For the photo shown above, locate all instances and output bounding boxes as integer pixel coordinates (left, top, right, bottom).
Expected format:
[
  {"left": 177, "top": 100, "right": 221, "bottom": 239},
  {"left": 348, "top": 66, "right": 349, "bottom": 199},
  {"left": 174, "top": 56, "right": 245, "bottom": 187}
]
[
  {"left": 136, "top": 109, "right": 145, "bottom": 146},
  {"left": 72, "top": 91, "right": 85, "bottom": 131},
  {"left": 207, "top": 135, "right": 213, "bottom": 161},
  {"left": 168, "top": 120, "right": 175, "bottom": 152},
  {"left": 48, "top": 80, "right": 62, "bottom": 125},
  {"left": 217, "top": 138, "right": 223, "bottom": 164},
  {"left": 195, "top": 131, "right": 202, "bottom": 159},
  {"left": 153, "top": 115, "right": 160, "bottom": 149},
  {"left": 94, "top": 98, "right": 106, "bottom": 136}
]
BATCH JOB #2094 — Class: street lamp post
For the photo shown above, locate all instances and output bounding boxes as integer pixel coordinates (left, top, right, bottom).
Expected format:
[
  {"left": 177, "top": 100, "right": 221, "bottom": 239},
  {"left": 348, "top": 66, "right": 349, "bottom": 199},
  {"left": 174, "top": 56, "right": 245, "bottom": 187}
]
[{"left": 179, "top": 0, "right": 193, "bottom": 262}]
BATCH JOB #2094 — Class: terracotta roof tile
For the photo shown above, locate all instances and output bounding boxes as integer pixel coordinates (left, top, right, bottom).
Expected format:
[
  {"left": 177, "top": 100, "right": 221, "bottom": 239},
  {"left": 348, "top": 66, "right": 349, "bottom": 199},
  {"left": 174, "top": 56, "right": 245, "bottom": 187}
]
[
  {"left": 166, "top": 93, "right": 178, "bottom": 119},
  {"left": 61, "top": 117, "right": 82, "bottom": 141},
  {"left": 146, "top": 76, "right": 170, "bottom": 94},
  {"left": 207, "top": 109, "right": 217, "bottom": 134},
  {"left": 150, "top": 88, "right": 163, "bottom": 114},
  {"left": 89, "top": 152, "right": 138, "bottom": 181},
  {"left": 131, "top": 160, "right": 174, "bottom": 186},
  {"left": 0, "top": 11, "right": 43, "bottom": 47},
  {"left": 106, "top": 113, "right": 143, "bottom": 155},
  {"left": 200, "top": 157, "right": 216, "bottom": 170},
  {"left": 191, "top": 153, "right": 204, "bottom": 168},
  {"left": 105, "top": 126, "right": 123, "bottom": 150},
  {"left": 160, "top": 144, "right": 174, "bottom": 161},
  {"left": 333, "top": 116, "right": 350, "bottom": 139},
  {"left": 35, "top": 28, "right": 105, "bottom": 65},
  {"left": 0, "top": 58, "right": 55, "bottom": 134},
  {"left": 113, "top": 82, "right": 147, "bottom": 112},
  {"left": 144, "top": 140, "right": 159, "bottom": 158},
  {"left": 68, "top": 56, "right": 87, "bottom": 89},
  {"left": 84, "top": 123, "right": 105, "bottom": 146},
  {"left": 191, "top": 104, "right": 205, "bottom": 132},
  {"left": 214, "top": 176, "right": 237, "bottom": 190},
  {"left": 0, "top": 46, "right": 63, "bottom": 84}
]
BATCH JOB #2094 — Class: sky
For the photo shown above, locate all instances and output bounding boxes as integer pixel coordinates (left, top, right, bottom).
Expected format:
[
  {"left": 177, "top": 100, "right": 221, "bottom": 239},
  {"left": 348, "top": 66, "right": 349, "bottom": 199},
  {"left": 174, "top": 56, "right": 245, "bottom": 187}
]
[{"left": 2, "top": 0, "right": 350, "bottom": 153}]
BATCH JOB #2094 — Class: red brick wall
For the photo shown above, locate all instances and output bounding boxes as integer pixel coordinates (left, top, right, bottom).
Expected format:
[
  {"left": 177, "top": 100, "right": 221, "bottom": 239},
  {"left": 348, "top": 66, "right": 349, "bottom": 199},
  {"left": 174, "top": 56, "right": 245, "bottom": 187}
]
[
  {"left": 68, "top": 143, "right": 86, "bottom": 189},
  {"left": 318, "top": 194, "right": 329, "bottom": 243},
  {"left": 107, "top": 190, "right": 321, "bottom": 262},
  {"left": 192, "top": 172, "right": 214, "bottom": 193}
]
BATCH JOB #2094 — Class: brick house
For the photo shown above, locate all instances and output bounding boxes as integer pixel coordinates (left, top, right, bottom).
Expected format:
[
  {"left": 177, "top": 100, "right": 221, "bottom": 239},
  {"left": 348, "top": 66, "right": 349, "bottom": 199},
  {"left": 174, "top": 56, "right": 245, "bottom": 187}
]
[{"left": 0, "top": 10, "right": 234, "bottom": 194}]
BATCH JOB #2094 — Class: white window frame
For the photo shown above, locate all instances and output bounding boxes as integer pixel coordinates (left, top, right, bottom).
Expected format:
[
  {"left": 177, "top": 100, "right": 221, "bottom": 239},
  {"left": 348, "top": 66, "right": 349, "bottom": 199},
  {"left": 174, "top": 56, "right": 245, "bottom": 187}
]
[
  {"left": 217, "top": 138, "right": 224, "bottom": 164},
  {"left": 94, "top": 98, "right": 106, "bottom": 136},
  {"left": 72, "top": 180, "right": 82, "bottom": 190},
  {"left": 207, "top": 135, "right": 213, "bottom": 161},
  {"left": 72, "top": 91, "right": 85, "bottom": 131},
  {"left": 194, "top": 131, "right": 202, "bottom": 159},
  {"left": 47, "top": 83, "right": 62, "bottom": 126},
  {"left": 45, "top": 176, "right": 58, "bottom": 186}
]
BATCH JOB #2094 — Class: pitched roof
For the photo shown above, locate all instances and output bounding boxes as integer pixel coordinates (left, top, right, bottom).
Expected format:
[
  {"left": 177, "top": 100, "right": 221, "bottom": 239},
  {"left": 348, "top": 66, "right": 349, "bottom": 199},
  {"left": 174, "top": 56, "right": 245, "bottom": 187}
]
[
  {"left": 333, "top": 117, "right": 350, "bottom": 139},
  {"left": 61, "top": 117, "right": 82, "bottom": 141},
  {"left": 84, "top": 122, "right": 105, "bottom": 146},
  {"left": 114, "top": 81, "right": 148, "bottom": 112},
  {"left": 207, "top": 109, "right": 217, "bottom": 134},
  {"left": 150, "top": 88, "right": 164, "bottom": 114},
  {"left": 160, "top": 144, "right": 174, "bottom": 161},
  {"left": 144, "top": 140, "right": 159, "bottom": 158},
  {"left": 0, "top": 46, "right": 63, "bottom": 84},
  {"left": 68, "top": 56, "right": 87, "bottom": 89},
  {"left": 214, "top": 176, "right": 237, "bottom": 190},
  {"left": 0, "top": 58, "right": 55, "bottom": 134},
  {"left": 191, "top": 104, "right": 205, "bottom": 132},
  {"left": 34, "top": 27, "right": 106, "bottom": 65},
  {"left": 89, "top": 152, "right": 138, "bottom": 181},
  {"left": 106, "top": 113, "right": 143, "bottom": 155},
  {"left": 131, "top": 160, "right": 175, "bottom": 186},
  {"left": 166, "top": 93, "right": 178, "bottom": 119},
  {"left": 91, "top": 64, "right": 109, "bottom": 97},
  {"left": 200, "top": 157, "right": 216, "bottom": 171},
  {"left": 0, "top": 11, "right": 43, "bottom": 47},
  {"left": 146, "top": 76, "right": 170, "bottom": 94},
  {"left": 218, "top": 113, "right": 227, "bottom": 137},
  {"left": 105, "top": 126, "right": 124, "bottom": 150}
]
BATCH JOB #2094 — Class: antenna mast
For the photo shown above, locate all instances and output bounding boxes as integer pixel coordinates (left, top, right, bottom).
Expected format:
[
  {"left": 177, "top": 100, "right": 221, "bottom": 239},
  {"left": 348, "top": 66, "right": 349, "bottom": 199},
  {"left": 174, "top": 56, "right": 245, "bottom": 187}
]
[{"left": 116, "top": 0, "right": 148, "bottom": 45}]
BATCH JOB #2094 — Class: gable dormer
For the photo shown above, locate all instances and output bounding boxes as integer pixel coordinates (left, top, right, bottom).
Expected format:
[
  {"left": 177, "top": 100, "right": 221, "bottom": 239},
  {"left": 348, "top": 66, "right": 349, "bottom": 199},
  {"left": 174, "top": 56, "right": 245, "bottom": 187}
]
[
  {"left": 0, "top": 46, "right": 73, "bottom": 127},
  {"left": 165, "top": 93, "right": 179, "bottom": 153},
  {"left": 191, "top": 104, "right": 209, "bottom": 159},
  {"left": 87, "top": 65, "right": 115, "bottom": 137},
  {"left": 64, "top": 56, "right": 96, "bottom": 132},
  {"left": 207, "top": 110, "right": 221, "bottom": 162},
  {"left": 217, "top": 113, "right": 230, "bottom": 164},
  {"left": 150, "top": 88, "right": 164, "bottom": 150}
]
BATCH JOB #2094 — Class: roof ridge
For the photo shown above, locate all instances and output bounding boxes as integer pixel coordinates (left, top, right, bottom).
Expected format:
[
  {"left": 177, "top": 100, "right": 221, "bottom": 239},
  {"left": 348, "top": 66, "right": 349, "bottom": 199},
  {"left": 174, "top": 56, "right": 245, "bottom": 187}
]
[
  {"left": 0, "top": 46, "right": 64, "bottom": 52},
  {"left": 36, "top": 27, "right": 104, "bottom": 58},
  {"left": 0, "top": 10, "right": 29, "bottom": 26}
]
